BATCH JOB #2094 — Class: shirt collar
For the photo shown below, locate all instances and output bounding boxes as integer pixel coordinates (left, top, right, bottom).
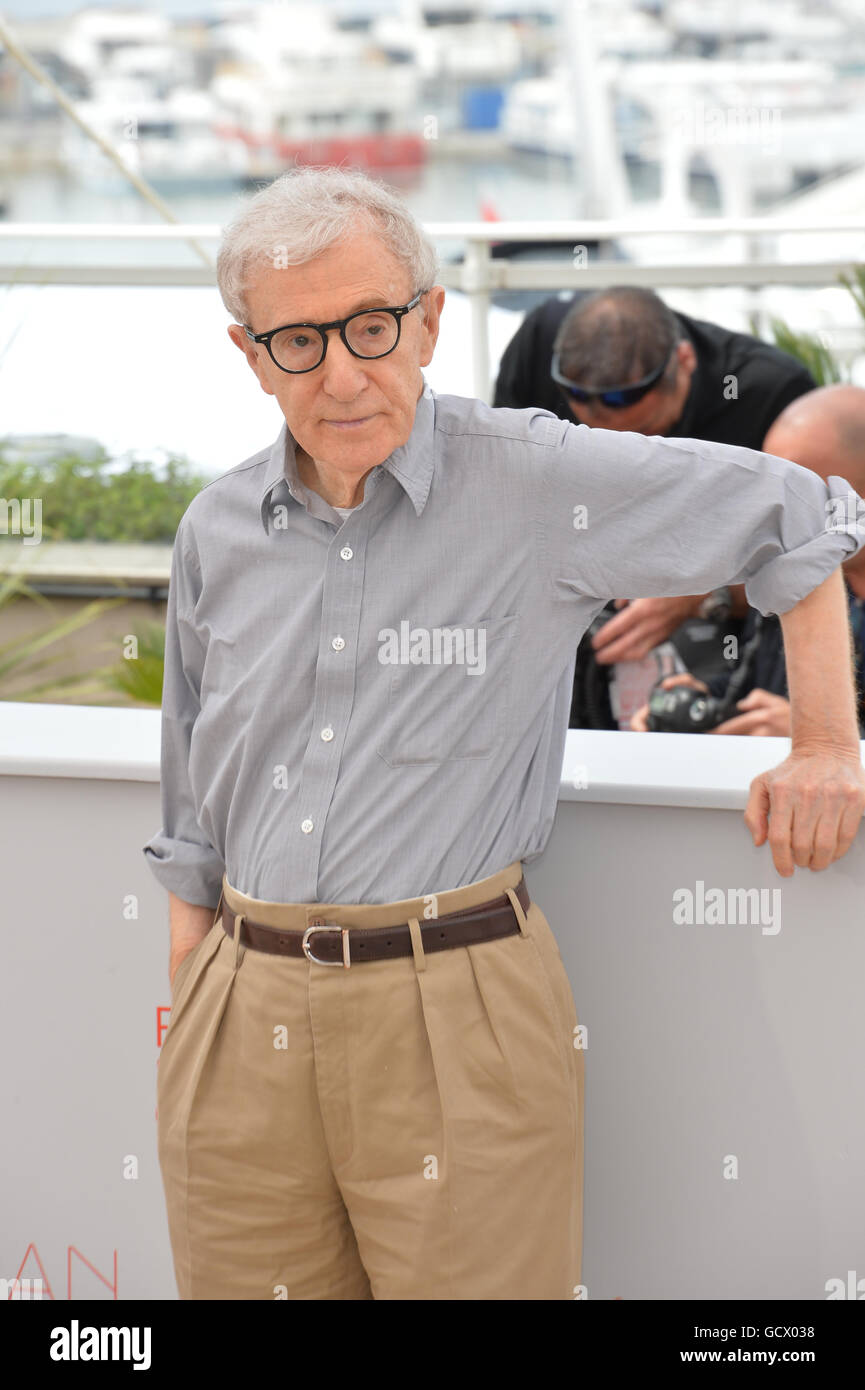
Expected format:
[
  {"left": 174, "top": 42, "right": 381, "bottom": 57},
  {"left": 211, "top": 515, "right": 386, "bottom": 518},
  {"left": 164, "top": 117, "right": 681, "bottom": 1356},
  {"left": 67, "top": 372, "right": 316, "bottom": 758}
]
[{"left": 259, "top": 376, "right": 436, "bottom": 532}]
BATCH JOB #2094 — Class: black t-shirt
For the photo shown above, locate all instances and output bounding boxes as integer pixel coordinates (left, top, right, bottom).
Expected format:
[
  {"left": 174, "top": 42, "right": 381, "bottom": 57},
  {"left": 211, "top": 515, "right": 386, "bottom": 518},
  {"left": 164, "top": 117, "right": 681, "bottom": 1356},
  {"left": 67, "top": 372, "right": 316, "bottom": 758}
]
[{"left": 492, "top": 292, "right": 816, "bottom": 450}]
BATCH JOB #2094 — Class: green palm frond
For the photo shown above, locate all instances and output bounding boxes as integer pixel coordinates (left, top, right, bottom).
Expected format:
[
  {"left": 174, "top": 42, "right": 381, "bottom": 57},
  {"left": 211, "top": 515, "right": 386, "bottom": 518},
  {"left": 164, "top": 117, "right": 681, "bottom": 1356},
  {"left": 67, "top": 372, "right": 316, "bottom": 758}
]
[
  {"left": 0, "top": 579, "right": 126, "bottom": 700},
  {"left": 103, "top": 620, "right": 165, "bottom": 706},
  {"left": 758, "top": 316, "right": 844, "bottom": 386},
  {"left": 839, "top": 265, "right": 865, "bottom": 324}
]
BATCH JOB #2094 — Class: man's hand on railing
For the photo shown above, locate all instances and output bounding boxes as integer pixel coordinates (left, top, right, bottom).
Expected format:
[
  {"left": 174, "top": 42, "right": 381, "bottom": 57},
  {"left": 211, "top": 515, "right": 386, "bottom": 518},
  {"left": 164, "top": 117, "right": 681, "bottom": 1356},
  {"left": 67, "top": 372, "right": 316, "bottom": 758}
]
[
  {"left": 631, "top": 673, "right": 865, "bottom": 873},
  {"left": 745, "top": 748, "right": 865, "bottom": 875},
  {"left": 758, "top": 567, "right": 865, "bottom": 874}
]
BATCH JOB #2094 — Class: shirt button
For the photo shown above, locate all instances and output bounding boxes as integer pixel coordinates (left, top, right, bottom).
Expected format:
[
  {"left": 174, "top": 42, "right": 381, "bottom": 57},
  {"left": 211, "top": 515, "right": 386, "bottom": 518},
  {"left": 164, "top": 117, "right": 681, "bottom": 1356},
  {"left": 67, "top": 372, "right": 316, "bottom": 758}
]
[
  {"left": 331, "top": 635, "right": 345, "bottom": 651},
  {"left": 340, "top": 546, "right": 353, "bottom": 561},
  {"left": 320, "top": 727, "right": 334, "bottom": 742},
  {"left": 301, "top": 818, "right": 314, "bottom": 834}
]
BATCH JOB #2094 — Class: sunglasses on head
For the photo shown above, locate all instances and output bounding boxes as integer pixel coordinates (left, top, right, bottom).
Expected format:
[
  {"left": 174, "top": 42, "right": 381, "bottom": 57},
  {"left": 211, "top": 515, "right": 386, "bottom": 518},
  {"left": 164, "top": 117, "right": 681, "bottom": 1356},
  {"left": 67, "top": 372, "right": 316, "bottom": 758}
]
[{"left": 551, "top": 345, "right": 675, "bottom": 409}]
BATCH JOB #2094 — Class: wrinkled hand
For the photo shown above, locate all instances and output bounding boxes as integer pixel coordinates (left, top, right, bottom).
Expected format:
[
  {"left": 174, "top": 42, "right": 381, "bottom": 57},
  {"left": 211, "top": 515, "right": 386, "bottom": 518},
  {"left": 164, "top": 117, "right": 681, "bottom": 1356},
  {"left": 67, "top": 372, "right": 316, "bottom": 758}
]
[
  {"left": 745, "top": 747, "right": 865, "bottom": 874},
  {"left": 710, "top": 689, "right": 792, "bottom": 738},
  {"left": 591, "top": 596, "right": 701, "bottom": 665},
  {"left": 630, "top": 672, "right": 708, "bottom": 732}
]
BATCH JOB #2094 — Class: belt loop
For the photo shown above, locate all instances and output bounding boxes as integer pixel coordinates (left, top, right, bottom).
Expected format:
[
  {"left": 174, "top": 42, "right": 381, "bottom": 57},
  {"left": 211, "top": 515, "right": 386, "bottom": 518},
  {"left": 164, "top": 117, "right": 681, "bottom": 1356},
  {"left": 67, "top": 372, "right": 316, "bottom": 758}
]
[
  {"left": 506, "top": 887, "right": 530, "bottom": 938},
  {"left": 407, "top": 916, "right": 426, "bottom": 973},
  {"left": 212, "top": 882, "right": 225, "bottom": 928},
  {"left": 232, "top": 912, "right": 246, "bottom": 970}
]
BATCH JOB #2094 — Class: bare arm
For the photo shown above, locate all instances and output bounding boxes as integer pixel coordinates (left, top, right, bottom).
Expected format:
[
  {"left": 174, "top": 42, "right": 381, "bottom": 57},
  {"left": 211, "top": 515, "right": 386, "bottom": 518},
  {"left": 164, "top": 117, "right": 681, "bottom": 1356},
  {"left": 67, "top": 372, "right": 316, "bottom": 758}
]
[
  {"left": 780, "top": 565, "right": 860, "bottom": 755},
  {"left": 169, "top": 891, "right": 215, "bottom": 987},
  {"left": 745, "top": 566, "right": 865, "bottom": 874}
]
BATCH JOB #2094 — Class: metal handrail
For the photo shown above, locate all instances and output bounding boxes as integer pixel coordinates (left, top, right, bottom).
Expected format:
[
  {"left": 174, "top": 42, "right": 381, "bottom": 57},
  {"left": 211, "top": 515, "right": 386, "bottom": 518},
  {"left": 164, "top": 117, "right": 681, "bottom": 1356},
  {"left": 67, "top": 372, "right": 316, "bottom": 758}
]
[
  {"left": 1, "top": 219, "right": 863, "bottom": 399},
  {"left": 2, "top": 217, "right": 865, "bottom": 238}
]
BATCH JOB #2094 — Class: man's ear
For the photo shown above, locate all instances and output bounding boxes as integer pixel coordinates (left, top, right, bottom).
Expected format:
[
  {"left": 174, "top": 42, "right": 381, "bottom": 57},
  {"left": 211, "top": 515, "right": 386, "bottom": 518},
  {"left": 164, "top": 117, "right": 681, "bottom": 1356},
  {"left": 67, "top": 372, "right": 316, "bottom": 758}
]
[
  {"left": 418, "top": 285, "right": 446, "bottom": 367},
  {"left": 227, "top": 323, "right": 276, "bottom": 397},
  {"left": 677, "top": 338, "right": 697, "bottom": 377}
]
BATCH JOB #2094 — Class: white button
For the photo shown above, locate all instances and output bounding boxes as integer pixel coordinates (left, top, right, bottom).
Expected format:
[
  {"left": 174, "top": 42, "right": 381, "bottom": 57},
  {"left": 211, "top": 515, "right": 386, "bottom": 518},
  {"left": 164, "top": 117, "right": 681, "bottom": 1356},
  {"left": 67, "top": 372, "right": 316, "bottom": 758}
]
[
  {"left": 301, "top": 818, "right": 314, "bottom": 834},
  {"left": 321, "top": 727, "right": 334, "bottom": 742},
  {"left": 331, "top": 636, "right": 345, "bottom": 651},
  {"left": 340, "top": 546, "right": 353, "bottom": 561}
]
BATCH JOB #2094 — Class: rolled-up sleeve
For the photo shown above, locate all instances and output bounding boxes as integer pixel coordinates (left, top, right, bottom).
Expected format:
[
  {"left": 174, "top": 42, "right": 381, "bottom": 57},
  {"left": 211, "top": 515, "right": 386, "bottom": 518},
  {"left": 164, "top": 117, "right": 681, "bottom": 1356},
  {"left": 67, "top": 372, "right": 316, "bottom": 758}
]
[
  {"left": 142, "top": 517, "right": 224, "bottom": 908},
  {"left": 539, "top": 420, "right": 865, "bottom": 616}
]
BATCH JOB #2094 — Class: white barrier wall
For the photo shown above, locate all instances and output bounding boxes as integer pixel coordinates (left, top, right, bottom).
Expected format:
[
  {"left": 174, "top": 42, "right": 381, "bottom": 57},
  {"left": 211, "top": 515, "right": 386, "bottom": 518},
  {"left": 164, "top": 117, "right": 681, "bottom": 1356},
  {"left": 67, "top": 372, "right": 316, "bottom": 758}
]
[{"left": 1, "top": 705, "right": 863, "bottom": 1300}]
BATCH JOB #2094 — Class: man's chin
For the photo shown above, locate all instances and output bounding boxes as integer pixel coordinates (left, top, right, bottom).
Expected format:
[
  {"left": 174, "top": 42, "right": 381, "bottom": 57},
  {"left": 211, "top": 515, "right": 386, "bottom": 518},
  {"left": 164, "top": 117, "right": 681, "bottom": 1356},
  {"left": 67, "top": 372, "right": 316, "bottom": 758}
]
[{"left": 305, "top": 424, "right": 406, "bottom": 470}]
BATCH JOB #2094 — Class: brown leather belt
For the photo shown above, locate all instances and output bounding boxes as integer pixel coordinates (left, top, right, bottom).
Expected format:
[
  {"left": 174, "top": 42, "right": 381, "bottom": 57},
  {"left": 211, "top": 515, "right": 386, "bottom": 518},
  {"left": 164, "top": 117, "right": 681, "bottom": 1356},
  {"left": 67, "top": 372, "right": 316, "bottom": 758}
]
[{"left": 220, "top": 876, "right": 531, "bottom": 967}]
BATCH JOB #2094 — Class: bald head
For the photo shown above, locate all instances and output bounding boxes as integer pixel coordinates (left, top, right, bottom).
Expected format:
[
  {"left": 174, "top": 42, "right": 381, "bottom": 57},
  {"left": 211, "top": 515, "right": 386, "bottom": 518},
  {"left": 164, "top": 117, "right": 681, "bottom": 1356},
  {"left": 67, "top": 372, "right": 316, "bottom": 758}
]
[{"left": 763, "top": 384, "right": 865, "bottom": 495}]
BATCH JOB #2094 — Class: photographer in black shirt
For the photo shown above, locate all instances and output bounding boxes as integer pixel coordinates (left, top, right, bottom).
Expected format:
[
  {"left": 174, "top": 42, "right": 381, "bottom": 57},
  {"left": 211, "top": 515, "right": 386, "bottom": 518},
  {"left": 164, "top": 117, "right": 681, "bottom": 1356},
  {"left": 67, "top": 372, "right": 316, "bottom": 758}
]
[
  {"left": 494, "top": 286, "right": 815, "bottom": 449},
  {"left": 492, "top": 287, "right": 816, "bottom": 724}
]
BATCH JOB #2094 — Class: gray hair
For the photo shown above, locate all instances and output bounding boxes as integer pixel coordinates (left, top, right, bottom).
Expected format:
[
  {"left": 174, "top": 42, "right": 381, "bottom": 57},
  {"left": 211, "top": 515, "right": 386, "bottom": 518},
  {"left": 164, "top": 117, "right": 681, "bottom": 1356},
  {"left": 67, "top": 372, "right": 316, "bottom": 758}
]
[
  {"left": 216, "top": 166, "right": 440, "bottom": 325},
  {"left": 553, "top": 286, "right": 682, "bottom": 391}
]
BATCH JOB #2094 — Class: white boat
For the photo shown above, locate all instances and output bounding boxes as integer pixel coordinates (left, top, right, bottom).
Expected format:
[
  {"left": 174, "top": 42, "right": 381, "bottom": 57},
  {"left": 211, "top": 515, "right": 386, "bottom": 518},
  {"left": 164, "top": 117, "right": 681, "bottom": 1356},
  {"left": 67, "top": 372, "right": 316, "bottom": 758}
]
[
  {"left": 60, "top": 86, "right": 250, "bottom": 192},
  {"left": 209, "top": 3, "right": 427, "bottom": 175},
  {"left": 502, "top": 52, "right": 865, "bottom": 213}
]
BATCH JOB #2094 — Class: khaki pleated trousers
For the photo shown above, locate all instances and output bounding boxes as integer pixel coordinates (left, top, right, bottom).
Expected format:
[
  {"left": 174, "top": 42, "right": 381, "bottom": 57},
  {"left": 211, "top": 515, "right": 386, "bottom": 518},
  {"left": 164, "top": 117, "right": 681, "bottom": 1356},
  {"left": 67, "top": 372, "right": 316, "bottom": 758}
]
[{"left": 156, "top": 859, "right": 584, "bottom": 1300}]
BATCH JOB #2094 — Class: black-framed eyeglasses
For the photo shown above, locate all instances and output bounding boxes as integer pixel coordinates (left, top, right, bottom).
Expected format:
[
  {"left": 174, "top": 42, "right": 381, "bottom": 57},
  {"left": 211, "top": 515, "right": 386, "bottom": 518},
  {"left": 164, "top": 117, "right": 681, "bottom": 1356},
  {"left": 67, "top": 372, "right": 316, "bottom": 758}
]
[
  {"left": 243, "top": 291, "right": 427, "bottom": 374},
  {"left": 551, "top": 345, "right": 675, "bottom": 409}
]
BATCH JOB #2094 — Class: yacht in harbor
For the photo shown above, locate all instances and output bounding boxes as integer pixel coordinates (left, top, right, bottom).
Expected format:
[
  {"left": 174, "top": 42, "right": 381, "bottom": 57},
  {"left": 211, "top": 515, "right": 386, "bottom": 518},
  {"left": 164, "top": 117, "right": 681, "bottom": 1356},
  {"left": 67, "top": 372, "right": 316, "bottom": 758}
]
[{"left": 59, "top": 85, "right": 250, "bottom": 192}]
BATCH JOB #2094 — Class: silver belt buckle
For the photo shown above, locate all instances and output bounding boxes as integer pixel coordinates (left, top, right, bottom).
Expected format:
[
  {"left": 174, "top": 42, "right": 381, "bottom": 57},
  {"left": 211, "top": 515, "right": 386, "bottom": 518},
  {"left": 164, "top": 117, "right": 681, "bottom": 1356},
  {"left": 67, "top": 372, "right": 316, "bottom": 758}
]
[{"left": 302, "top": 922, "right": 351, "bottom": 968}]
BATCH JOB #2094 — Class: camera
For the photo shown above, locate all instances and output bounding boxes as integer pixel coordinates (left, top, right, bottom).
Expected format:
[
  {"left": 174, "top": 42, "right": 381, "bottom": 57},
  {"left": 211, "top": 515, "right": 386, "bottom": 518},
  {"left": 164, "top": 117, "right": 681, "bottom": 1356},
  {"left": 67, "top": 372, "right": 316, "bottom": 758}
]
[
  {"left": 646, "top": 683, "right": 728, "bottom": 733},
  {"left": 645, "top": 611, "right": 766, "bottom": 734}
]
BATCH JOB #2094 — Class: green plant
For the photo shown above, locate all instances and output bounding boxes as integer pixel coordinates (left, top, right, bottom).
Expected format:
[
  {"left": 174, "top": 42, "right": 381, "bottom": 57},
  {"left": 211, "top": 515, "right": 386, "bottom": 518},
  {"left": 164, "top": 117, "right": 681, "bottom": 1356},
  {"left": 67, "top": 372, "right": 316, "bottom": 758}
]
[
  {"left": 103, "top": 620, "right": 165, "bottom": 706},
  {"left": 748, "top": 262, "right": 865, "bottom": 385},
  {"left": 748, "top": 311, "right": 844, "bottom": 386},
  {"left": 0, "top": 448, "right": 209, "bottom": 542},
  {"left": 839, "top": 265, "right": 865, "bottom": 325},
  {"left": 0, "top": 573, "right": 126, "bottom": 702},
  {"left": 767, "top": 317, "right": 845, "bottom": 386}
]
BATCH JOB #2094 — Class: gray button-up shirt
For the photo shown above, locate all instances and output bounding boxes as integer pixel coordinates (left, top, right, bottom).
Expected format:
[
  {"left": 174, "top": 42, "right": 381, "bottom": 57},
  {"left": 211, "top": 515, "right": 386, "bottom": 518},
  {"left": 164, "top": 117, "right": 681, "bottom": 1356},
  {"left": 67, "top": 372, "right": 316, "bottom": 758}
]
[{"left": 143, "top": 376, "right": 865, "bottom": 907}]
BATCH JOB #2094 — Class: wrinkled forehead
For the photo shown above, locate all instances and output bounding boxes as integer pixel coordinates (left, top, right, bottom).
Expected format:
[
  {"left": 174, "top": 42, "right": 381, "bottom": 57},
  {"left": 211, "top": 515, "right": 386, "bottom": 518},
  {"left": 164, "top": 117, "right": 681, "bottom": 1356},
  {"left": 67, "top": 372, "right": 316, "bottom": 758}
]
[{"left": 244, "top": 233, "right": 413, "bottom": 327}]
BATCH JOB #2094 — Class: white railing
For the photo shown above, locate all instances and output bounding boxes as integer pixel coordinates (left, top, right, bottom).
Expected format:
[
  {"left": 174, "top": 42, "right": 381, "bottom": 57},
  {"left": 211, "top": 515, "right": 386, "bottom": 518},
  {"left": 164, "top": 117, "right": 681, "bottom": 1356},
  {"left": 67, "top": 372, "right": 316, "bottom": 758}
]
[
  {"left": 1, "top": 217, "right": 864, "bottom": 399},
  {"left": 2, "top": 700, "right": 865, "bottom": 1298}
]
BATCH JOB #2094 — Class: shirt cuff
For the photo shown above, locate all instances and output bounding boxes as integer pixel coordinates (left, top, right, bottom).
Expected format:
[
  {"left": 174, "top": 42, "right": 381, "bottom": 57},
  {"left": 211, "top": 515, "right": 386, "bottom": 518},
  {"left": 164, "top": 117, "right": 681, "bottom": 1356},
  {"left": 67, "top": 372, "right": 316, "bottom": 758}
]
[
  {"left": 142, "top": 837, "right": 224, "bottom": 910},
  {"left": 744, "top": 498, "right": 865, "bottom": 616}
]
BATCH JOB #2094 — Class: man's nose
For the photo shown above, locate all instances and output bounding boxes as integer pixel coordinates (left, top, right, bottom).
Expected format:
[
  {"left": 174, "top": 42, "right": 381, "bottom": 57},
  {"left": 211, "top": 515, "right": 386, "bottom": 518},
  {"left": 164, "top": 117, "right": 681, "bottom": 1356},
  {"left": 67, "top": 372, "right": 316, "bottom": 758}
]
[{"left": 320, "top": 332, "right": 371, "bottom": 395}]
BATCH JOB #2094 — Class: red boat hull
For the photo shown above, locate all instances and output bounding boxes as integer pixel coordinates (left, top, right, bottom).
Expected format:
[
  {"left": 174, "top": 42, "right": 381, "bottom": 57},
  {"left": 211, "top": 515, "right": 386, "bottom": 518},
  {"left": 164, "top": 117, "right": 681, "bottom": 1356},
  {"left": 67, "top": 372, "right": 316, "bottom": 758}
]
[{"left": 214, "top": 124, "right": 427, "bottom": 171}]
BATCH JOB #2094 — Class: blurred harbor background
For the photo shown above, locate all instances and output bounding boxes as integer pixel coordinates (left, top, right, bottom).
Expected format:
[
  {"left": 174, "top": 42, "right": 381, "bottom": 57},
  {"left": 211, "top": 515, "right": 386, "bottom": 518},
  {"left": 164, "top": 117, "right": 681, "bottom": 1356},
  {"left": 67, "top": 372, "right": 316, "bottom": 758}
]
[{"left": 2, "top": 0, "right": 865, "bottom": 474}]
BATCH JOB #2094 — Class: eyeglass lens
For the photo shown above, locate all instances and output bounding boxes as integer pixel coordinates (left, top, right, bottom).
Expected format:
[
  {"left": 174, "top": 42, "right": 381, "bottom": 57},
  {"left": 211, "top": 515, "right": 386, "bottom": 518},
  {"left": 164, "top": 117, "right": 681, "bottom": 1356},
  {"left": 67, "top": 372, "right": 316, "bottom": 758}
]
[{"left": 269, "top": 311, "right": 399, "bottom": 371}]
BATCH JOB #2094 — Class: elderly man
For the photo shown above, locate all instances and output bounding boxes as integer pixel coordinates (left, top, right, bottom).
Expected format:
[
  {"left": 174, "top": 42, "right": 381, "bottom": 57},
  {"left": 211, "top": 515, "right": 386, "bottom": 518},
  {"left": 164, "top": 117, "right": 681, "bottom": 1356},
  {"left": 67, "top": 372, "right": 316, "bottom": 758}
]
[
  {"left": 144, "top": 167, "right": 865, "bottom": 1302},
  {"left": 631, "top": 384, "right": 865, "bottom": 737}
]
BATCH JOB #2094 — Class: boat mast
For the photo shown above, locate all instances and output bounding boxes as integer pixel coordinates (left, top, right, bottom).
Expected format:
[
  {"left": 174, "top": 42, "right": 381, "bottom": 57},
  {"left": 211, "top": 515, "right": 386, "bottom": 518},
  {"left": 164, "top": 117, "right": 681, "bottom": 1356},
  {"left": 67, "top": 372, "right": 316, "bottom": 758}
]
[{"left": 560, "top": 0, "right": 628, "bottom": 220}]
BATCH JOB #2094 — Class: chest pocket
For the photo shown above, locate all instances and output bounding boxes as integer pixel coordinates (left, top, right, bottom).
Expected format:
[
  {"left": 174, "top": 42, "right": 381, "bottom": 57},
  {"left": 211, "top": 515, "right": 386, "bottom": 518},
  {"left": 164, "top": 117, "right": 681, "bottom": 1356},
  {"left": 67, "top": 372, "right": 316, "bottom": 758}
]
[{"left": 376, "top": 614, "right": 518, "bottom": 767}]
